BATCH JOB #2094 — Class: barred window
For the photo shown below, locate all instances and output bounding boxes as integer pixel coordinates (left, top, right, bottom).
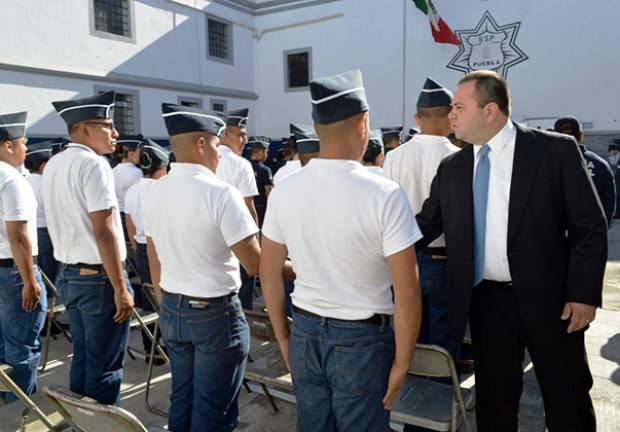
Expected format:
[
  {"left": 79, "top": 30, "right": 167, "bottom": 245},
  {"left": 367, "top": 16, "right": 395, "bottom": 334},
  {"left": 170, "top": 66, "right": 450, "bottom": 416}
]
[
  {"left": 98, "top": 91, "right": 136, "bottom": 135},
  {"left": 93, "top": 0, "right": 131, "bottom": 37},
  {"left": 285, "top": 49, "right": 311, "bottom": 90},
  {"left": 211, "top": 100, "right": 227, "bottom": 113},
  {"left": 208, "top": 18, "right": 232, "bottom": 62}
]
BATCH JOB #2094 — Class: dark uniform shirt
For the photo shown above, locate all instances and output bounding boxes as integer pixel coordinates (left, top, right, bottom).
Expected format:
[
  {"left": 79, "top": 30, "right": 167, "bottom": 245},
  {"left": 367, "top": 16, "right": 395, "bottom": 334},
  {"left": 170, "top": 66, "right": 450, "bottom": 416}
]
[
  {"left": 250, "top": 159, "right": 273, "bottom": 227},
  {"left": 580, "top": 144, "right": 616, "bottom": 227}
]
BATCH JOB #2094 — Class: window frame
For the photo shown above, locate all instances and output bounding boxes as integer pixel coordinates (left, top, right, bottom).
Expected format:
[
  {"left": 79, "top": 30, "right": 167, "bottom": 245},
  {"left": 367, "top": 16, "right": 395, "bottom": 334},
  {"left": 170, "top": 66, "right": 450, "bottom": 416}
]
[
  {"left": 177, "top": 96, "right": 204, "bottom": 109},
  {"left": 206, "top": 15, "right": 234, "bottom": 65},
  {"left": 88, "top": 0, "right": 136, "bottom": 43},
  {"left": 93, "top": 85, "right": 141, "bottom": 135},
  {"left": 284, "top": 47, "right": 312, "bottom": 93},
  {"left": 210, "top": 99, "right": 228, "bottom": 113}
]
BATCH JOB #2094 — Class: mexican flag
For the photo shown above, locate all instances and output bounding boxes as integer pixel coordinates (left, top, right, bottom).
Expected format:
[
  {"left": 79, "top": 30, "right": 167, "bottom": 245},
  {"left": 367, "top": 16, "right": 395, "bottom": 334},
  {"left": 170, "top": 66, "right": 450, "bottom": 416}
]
[{"left": 412, "top": 0, "right": 461, "bottom": 45}]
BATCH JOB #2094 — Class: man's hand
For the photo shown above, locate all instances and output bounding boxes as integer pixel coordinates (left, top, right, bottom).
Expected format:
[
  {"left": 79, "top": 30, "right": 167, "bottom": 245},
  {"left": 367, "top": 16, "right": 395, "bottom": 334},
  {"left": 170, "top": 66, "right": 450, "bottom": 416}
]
[
  {"left": 21, "top": 282, "right": 42, "bottom": 312},
  {"left": 278, "top": 338, "right": 291, "bottom": 372},
  {"left": 382, "top": 363, "right": 409, "bottom": 410},
  {"left": 561, "top": 302, "right": 597, "bottom": 333},
  {"left": 113, "top": 289, "right": 134, "bottom": 323}
]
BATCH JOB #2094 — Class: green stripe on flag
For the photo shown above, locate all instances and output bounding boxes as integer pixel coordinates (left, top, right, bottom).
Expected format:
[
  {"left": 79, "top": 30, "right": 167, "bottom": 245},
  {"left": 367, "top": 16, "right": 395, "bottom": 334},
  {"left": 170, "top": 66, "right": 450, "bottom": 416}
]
[{"left": 413, "top": 0, "right": 428, "bottom": 14}]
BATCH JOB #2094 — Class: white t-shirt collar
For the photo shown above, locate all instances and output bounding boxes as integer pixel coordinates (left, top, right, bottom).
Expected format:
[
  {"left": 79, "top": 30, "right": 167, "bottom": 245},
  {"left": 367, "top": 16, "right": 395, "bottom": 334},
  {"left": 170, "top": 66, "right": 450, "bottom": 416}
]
[
  {"left": 169, "top": 162, "right": 216, "bottom": 178},
  {"left": 306, "top": 158, "right": 363, "bottom": 171},
  {"left": 67, "top": 142, "right": 97, "bottom": 154}
]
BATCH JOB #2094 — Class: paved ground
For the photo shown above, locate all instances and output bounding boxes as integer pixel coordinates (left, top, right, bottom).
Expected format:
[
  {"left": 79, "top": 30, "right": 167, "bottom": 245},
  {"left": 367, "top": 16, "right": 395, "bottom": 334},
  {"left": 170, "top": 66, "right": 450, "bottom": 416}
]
[{"left": 2, "top": 226, "right": 620, "bottom": 431}]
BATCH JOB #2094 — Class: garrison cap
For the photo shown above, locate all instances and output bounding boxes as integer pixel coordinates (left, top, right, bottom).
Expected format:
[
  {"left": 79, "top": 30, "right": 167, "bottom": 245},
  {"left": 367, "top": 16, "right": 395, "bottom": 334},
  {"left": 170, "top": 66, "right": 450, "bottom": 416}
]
[
  {"left": 0, "top": 111, "right": 27, "bottom": 141},
  {"left": 116, "top": 133, "right": 144, "bottom": 149},
  {"left": 162, "top": 103, "right": 226, "bottom": 137},
  {"left": 293, "top": 125, "right": 320, "bottom": 155},
  {"left": 381, "top": 127, "right": 403, "bottom": 140},
  {"left": 226, "top": 108, "right": 249, "bottom": 127},
  {"left": 404, "top": 127, "right": 420, "bottom": 142},
  {"left": 52, "top": 91, "right": 115, "bottom": 127},
  {"left": 140, "top": 138, "right": 170, "bottom": 169},
  {"left": 26, "top": 140, "right": 53, "bottom": 158},
  {"left": 367, "top": 130, "right": 384, "bottom": 154},
  {"left": 247, "top": 136, "right": 270, "bottom": 150},
  {"left": 310, "top": 69, "right": 369, "bottom": 125},
  {"left": 416, "top": 78, "right": 453, "bottom": 108}
]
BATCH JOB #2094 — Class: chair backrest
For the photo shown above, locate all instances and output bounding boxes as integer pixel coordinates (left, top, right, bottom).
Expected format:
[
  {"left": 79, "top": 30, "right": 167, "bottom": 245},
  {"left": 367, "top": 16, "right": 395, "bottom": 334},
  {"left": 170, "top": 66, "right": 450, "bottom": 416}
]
[
  {"left": 245, "top": 310, "right": 276, "bottom": 341},
  {"left": 0, "top": 364, "right": 13, "bottom": 392},
  {"left": 44, "top": 386, "right": 147, "bottom": 432},
  {"left": 409, "top": 344, "right": 455, "bottom": 379}
]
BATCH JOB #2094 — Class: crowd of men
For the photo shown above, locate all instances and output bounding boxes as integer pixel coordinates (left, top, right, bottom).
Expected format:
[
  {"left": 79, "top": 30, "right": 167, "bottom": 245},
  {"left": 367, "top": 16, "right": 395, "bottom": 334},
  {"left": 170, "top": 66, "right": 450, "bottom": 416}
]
[{"left": 0, "top": 68, "right": 612, "bottom": 432}]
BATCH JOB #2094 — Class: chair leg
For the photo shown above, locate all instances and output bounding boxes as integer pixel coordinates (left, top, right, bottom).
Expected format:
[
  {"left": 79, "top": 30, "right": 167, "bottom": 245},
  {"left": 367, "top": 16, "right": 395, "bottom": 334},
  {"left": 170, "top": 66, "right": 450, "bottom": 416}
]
[
  {"left": 145, "top": 322, "right": 168, "bottom": 418},
  {"left": 0, "top": 371, "right": 59, "bottom": 431},
  {"left": 38, "top": 303, "right": 56, "bottom": 373},
  {"left": 259, "top": 382, "right": 279, "bottom": 413}
]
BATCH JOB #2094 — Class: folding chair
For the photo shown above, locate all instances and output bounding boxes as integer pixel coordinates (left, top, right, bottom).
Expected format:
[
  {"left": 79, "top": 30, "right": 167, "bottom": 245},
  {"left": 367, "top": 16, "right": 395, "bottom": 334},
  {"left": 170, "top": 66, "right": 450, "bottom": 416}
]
[
  {"left": 39, "top": 269, "right": 71, "bottom": 373},
  {"left": 0, "top": 364, "right": 67, "bottom": 431},
  {"left": 390, "top": 344, "right": 473, "bottom": 432},
  {"left": 44, "top": 385, "right": 165, "bottom": 432},
  {"left": 140, "top": 283, "right": 170, "bottom": 418},
  {"left": 243, "top": 310, "right": 295, "bottom": 412}
]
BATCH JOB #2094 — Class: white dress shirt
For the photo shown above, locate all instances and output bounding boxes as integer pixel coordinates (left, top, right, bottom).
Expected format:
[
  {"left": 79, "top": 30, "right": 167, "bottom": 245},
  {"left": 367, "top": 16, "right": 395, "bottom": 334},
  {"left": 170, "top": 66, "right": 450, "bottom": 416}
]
[
  {"left": 112, "top": 162, "right": 143, "bottom": 212},
  {"left": 124, "top": 178, "right": 157, "bottom": 244},
  {"left": 472, "top": 120, "right": 516, "bottom": 282},
  {"left": 215, "top": 145, "right": 258, "bottom": 198},
  {"left": 26, "top": 173, "right": 47, "bottom": 228},
  {"left": 384, "top": 134, "right": 460, "bottom": 248}
]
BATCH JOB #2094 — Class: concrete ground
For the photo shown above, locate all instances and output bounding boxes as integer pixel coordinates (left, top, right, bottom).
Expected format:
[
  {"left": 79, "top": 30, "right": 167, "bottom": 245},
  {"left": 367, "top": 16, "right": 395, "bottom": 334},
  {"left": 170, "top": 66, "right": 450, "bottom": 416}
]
[{"left": 1, "top": 226, "right": 620, "bottom": 431}]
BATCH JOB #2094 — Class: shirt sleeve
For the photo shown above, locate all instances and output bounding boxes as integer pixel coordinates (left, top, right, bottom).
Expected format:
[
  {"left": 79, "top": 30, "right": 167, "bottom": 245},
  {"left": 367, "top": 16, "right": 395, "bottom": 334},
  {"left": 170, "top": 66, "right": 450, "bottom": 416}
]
[
  {"left": 217, "top": 186, "right": 259, "bottom": 247},
  {"left": 82, "top": 159, "right": 118, "bottom": 213},
  {"left": 124, "top": 185, "right": 137, "bottom": 217},
  {"left": 264, "top": 166, "right": 274, "bottom": 187},
  {"left": 237, "top": 160, "right": 259, "bottom": 197},
  {"left": 261, "top": 190, "right": 285, "bottom": 245},
  {"left": 382, "top": 187, "right": 422, "bottom": 257},
  {"left": 2, "top": 177, "right": 36, "bottom": 222}
]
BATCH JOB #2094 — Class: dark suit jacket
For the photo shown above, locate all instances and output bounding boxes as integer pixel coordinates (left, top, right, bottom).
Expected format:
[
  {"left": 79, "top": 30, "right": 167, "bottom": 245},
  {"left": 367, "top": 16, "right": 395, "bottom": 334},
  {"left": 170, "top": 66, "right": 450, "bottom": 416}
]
[{"left": 415, "top": 123, "right": 608, "bottom": 345}]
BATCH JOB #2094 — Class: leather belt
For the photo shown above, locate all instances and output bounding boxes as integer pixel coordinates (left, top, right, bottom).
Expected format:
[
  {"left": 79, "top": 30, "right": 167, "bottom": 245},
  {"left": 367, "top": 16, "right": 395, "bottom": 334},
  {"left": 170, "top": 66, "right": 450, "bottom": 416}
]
[
  {"left": 66, "top": 262, "right": 126, "bottom": 273},
  {"left": 0, "top": 257, "right": 37, "bottom": 268},
  {"left": 292, "top": 305, "right": 389, "bottom": 326},
  {"left": 163, "top": 291, "right": 236, "bottom": 304}
]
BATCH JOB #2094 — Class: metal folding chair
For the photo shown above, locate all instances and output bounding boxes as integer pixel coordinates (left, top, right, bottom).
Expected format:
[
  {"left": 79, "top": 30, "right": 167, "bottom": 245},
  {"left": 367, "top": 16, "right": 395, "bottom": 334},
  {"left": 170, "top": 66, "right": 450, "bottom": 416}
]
[{"left": 39, "top": 269, "right": 71, "bottom": 373}]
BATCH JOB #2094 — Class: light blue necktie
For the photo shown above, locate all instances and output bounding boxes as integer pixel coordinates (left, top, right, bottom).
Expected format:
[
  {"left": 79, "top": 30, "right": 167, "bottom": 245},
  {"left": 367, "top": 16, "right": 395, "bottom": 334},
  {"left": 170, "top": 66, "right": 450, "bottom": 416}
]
[{"left": 473, "top": 144, "right": 491, "bottom": 286}]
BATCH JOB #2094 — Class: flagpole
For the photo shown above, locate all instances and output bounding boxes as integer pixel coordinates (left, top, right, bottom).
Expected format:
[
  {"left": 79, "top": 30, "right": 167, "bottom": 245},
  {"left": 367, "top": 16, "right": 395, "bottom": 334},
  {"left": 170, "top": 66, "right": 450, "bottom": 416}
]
[{"left": 402, "top": 0, "right": 407, "bottom": 127}]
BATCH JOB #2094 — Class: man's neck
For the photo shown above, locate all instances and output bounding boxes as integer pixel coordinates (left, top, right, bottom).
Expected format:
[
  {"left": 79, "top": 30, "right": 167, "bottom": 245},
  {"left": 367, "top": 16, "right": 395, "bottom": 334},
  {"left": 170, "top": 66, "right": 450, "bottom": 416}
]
[
  {"left": 474, "top": 118, "right": 509, "bottom": 146},
  {"left": 0, "top": 157, "right": 17, "bottom": 168}
]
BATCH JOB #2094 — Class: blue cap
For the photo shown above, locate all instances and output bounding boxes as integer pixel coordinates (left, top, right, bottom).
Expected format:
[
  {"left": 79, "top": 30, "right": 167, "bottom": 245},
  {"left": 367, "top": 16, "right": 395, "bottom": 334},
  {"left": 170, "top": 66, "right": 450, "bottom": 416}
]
[
  {"left": 116, "top": 133, "right": 144, "bottom": 149},
  {"left": 226, "top": 108, "right": 249, "bottom": 127},
  {"left": 404, "top": 127, "right": 420, "bottom": 142},
  {"left": 381, "top": 127, "right": 403, "bottom": 140},
  {"left": 310, "top": 69, "right": 369, "bottom": 125},
  {"left": 52, "top": 91, "right": 115, "bottom": 127},
  {"left": 416, "top": 78, "right": 453, "bottom": 108},
  {"left": 247, "top": 136, "right": 270, "bottom": 150},
  {"left": 292, "top": 125, "right": 320, "bottom": 155},
  {"left": 0, "top": 111, "right": 27, "bottom": 141},
  {"left": 363, "top": 130, "right": 385, "bottom": 163},
  {"left": 140, "top": 138, "right": 170, "bottom": 169},
  {"left": 162, "top": 103, "right": 226, "bottom": 137}
]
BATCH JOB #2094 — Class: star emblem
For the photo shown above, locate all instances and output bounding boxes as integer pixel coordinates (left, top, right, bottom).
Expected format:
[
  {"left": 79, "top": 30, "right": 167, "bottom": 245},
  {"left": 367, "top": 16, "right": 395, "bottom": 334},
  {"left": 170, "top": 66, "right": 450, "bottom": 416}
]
[{"left": 447, "top": 11, "right": 528, "bottom": 78}]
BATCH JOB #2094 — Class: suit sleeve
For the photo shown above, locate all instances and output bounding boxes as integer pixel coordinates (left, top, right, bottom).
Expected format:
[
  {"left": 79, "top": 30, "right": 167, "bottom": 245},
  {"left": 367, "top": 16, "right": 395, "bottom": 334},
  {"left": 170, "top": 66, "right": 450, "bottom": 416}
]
[
  {"left": 414, "top": 160, "right": 445, "bottom": 251},
  {"left": 562, "top": 139, "right": 608, "bottom": 306}
]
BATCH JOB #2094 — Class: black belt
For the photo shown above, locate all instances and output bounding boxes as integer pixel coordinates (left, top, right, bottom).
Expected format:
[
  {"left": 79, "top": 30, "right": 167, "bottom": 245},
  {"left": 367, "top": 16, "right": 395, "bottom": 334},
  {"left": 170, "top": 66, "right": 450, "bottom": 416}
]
[
  {"left": 421, "top": 247, "right": 447, "bottom": 256},
  {"left": 0, "top": 257, "right": 37, "bottom": 268},
  {"left": 478, "top": 280, "right": 512, "bottom": 289},
  {"left": 163, "top": 291, "right": 236, "bottom": 304},
  {"left": 292, "top": 305, "right": 389, "bottom": 326},
  {"left": 66, "top": 262, "right": 126, "bottom": 273}
]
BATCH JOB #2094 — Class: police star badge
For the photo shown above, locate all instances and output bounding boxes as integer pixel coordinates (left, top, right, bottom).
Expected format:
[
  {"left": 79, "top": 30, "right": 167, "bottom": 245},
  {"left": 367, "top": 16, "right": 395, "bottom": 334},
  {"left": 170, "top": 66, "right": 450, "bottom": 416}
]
[{"left": 447, "top": 11, "right": 528, "bottom": 78}]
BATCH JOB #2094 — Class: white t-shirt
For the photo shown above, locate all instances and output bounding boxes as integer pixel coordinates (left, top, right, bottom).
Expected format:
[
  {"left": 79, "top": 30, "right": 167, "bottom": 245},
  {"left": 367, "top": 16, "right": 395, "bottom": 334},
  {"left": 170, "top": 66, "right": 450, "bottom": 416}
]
[
  {"left": 26, "top": 173, "right": 47, "bottom": 228},
  {"left": 113, "top": 162, "right": 143, "bottom": 212},
  {"left": 143, "top": 163, "right": 259, "bottom": 297},
  {"left": 0, "top": 161, "right": 38, "bottom": 258},
  {"left": 215, "top": 145, "right": 258, "bottom": 198},
  {"left": 262, "top": 159, "right": 422, "bottom": 320},
  {"left": 124, "top": 178, "right": 157, "bottom": 245},
  {"left": 384, "top": 134, "right": 459, "bottom": 248},
  {"left": 365, "top": 165, "right": 384, "bottom": 176},
  {"left": 42, "top": 143, "right": 127, "bottom": 264},
  {"left": 273, "top": 160, "right": 302, "bottom": 186}
]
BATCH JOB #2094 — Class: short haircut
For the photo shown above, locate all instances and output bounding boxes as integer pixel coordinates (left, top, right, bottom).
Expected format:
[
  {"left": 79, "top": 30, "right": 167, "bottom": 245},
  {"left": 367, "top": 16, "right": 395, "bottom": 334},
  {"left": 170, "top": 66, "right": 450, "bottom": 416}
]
[
  {"left": 416, "top": 106, "right": 452, "bottom": 119},
  {"left": 458, "top": 70, "right": 511, "bottom": 116}
]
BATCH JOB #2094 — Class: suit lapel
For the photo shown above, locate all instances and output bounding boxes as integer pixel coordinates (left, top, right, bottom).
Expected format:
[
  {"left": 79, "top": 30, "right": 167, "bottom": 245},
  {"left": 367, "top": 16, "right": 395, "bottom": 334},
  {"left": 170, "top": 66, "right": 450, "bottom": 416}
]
[{"left": 508, "top": 124, "right": 540, "bottom": 246}]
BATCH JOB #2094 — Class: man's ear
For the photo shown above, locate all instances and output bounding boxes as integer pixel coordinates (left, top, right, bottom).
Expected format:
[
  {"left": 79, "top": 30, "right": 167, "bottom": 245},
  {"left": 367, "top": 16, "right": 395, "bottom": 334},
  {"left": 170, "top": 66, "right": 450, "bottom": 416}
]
[
  {"left": 484, "top": 102, "right": 500, "bottom": 124},
  {"left": 196, "top": 135, "right": 206, "bottom": 153},
  {"left": 578, "top": 130, "right": 584, "bottom": 144}
]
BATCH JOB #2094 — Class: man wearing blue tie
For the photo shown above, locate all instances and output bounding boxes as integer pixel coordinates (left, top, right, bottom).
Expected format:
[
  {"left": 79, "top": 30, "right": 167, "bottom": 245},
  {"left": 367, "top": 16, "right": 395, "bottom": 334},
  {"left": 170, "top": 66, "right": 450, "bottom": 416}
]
[{"left": 416, "top": 70, "right": 607, "bottom": 432}]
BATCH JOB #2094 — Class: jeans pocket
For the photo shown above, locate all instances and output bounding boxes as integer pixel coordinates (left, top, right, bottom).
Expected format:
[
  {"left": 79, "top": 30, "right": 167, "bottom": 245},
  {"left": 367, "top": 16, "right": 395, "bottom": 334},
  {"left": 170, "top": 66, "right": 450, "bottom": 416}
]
[
  {"left": 290, "top": 333, "right": 307, "bottom": 381},
  {"left": 74, "top": 279, "right": 111, "bottom": 315},
  {"left": 159, "top": 308, "right": 174, "bottom": 341},
  {"left": 187, "top": 311, "right": 231, "bottom": 352},
  {"left": 334, "top": 342, "right": 383, "bottom": 396}
]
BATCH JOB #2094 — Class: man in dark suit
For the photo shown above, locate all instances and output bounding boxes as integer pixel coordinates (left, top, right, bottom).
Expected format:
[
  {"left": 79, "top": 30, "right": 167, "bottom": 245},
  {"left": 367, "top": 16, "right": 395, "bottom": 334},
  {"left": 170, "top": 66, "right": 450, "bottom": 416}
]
[{"left": 416, "top": 70, "right": 607, "bottom": 431}]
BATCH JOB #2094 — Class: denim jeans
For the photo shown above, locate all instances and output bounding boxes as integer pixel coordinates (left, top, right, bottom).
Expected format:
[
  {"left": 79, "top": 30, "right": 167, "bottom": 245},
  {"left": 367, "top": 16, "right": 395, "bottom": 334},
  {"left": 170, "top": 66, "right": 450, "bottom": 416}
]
[
  {"left": 56, "top": 265, "right": 132, "bottom": 405},
  {"left": 37, "top": 227, "right": 59, "bottom": 292},
  {"left": 159, "top": 293, "right": 250, "bottom": 432},
  {"left": 416, "top": 251, "right": 461, "bottom": 360},
  {"left": 238, "top": 267, "right": 254, "bottom": 310},
  {"left": 0, "top": 265, "right": 47, "bottom": 402},
  {"left": 290, "top": 310, "right": 395, "bottom": 432}
]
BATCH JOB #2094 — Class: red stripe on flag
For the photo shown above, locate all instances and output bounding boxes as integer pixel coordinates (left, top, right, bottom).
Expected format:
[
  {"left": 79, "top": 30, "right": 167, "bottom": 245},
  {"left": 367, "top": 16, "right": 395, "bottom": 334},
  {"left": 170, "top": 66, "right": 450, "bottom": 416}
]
[{"left": 431, "top": 18, "right": 461, "bottom": 45}]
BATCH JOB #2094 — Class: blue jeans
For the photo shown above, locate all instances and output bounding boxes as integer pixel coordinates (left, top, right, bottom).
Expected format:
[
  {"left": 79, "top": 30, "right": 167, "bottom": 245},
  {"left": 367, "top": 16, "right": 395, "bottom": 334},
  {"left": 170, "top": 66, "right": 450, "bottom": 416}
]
[
  {"left": 0, "top": 265, "right": 47, "bottom": 402},
  {"left": 37, "top": 228, "right": 59, "bottom": 292},
  {"left": 159, "top": 293, "right": 250, "bottom": 432},
  {"left": 290, "top": 311, "right": 395, "bottom": 432},
  {"left": 416, "top": 251, "right": 461, "bottom": 360},
  {"left": 238, "top": 267, "right": 254, "bottom": 310},
  {"left": 56, "top": 265, "right": 132, "bottom": 405}
]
